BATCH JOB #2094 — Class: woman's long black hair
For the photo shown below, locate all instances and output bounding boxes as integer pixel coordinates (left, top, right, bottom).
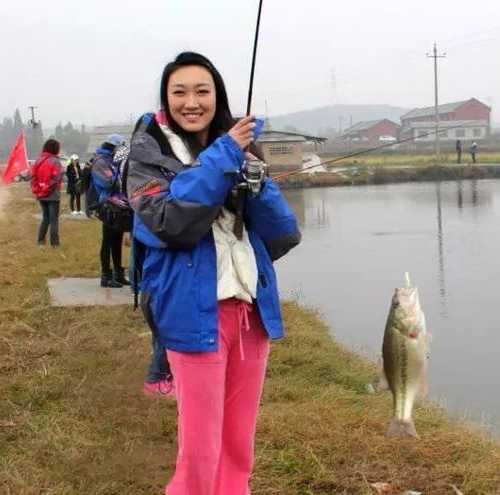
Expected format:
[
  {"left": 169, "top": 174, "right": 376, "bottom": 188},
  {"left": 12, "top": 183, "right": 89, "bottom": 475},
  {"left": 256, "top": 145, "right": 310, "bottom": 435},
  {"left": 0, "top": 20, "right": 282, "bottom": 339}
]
[{"left": 160, "top": 52, "right": 235, "bottom": 157}]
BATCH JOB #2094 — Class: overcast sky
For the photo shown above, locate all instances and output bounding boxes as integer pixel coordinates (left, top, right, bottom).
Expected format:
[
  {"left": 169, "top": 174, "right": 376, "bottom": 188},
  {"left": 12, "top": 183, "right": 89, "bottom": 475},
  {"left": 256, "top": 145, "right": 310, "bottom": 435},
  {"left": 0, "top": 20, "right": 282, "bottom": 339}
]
[{"left": 1, "top": 0, "right": 499, "bottom": 128}]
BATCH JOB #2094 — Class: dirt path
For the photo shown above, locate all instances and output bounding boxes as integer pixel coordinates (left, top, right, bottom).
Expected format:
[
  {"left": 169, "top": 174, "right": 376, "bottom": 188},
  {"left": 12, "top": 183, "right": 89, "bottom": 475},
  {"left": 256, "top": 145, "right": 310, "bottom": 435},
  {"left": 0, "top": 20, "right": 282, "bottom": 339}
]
[
  {"left": 0, "top": 186, "right": 11, "bottom": 219},
  {"left": 0, "top": 184, "right": 10, "bottom": 218}
]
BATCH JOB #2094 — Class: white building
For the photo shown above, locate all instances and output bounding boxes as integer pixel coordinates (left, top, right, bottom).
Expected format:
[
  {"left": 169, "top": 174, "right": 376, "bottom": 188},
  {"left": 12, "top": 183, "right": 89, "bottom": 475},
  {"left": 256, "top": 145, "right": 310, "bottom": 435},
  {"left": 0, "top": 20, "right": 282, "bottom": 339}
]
[
  {"left": 402, "top": 120, "right": 489, "bottom": 142},
  {"left": 87, "top": 124, "right": 134, "bottom": 153}
]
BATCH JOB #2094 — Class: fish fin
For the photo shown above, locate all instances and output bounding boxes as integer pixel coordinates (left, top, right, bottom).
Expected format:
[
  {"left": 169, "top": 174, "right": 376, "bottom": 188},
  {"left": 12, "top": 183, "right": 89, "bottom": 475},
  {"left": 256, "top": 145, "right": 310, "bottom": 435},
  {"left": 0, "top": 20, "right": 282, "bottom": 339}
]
[
  {"left": 387, "top": 419, "right": 419, "bottom": 438},
  {"left": 417, "top": 375, "right": 429, "bottom": 398},
  {"left": 417, "top": 358, "right": 429, "bottom": 398},
  {"left": 425, "top": 332, "right": 433, "bottom": 354},
  {"left": 376, "top": 371, "right": 390, "bottom": 392}
]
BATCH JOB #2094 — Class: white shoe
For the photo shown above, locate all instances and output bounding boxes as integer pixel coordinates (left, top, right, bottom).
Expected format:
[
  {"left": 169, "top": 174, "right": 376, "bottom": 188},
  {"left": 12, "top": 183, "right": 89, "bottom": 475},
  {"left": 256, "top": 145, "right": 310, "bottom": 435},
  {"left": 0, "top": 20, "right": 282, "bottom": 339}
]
[
  {"left": 77, "top": 211, "right": 84, "bottom": 215},
  {"left": 71, "top": 211, "right": 78, "bottom": 216}
]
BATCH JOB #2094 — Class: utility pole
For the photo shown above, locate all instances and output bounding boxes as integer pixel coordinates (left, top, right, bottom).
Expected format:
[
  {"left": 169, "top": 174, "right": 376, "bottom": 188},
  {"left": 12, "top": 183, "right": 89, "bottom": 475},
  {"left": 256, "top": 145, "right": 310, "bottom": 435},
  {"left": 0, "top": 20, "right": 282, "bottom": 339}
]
[
  {"left": 426, "top": 43, "right": 446, "bottom": 160},
  {"left": 263, "top": 99, "right": 272, "bottom": 131},
  {"left": 28, "top": 106, "right": 39, "bottom": 128}
]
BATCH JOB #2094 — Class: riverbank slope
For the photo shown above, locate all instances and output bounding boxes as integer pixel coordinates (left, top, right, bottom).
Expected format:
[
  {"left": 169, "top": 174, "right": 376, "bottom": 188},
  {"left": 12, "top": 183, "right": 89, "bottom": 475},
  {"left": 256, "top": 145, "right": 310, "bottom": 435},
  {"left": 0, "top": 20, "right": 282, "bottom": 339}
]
[
  {"left": 279, "top": 164, "right": 500, "bottom": 189},
  {"left": 0, "top": 184, "right": 499, "bottom": 494}
]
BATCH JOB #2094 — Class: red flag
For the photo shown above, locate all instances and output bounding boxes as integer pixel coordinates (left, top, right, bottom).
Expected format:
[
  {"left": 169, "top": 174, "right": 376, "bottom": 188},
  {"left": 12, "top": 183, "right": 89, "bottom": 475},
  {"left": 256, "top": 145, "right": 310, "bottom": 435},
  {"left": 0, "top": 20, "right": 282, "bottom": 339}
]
[{"left": 1, "top": 131, "right": 29, "bottom": 185}]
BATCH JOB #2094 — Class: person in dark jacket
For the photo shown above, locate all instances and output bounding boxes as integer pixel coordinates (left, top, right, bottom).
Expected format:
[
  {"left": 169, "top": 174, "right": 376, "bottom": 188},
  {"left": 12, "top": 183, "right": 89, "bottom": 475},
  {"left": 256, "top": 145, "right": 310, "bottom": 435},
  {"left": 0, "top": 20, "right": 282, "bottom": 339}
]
[
  {"left": 469, "top": 141, "right": 478, "bottom": 164},
  {"left": 127, "top": 52, "right": 301, "bottom": 494},
  {"left": 31, "top": 139, "right": 63, "bottom": 247},
  {"left": 80, "top": 157, "right": 93, "bottom": 217},
  {"left": 91, "top": 134, "right": 131, "bottom": 288},
  {"left": 66, "top": 154, "right": 83, "bottom": 215},
  {"left": 455, "top": 139, "right": 462, "bottom": 164}
]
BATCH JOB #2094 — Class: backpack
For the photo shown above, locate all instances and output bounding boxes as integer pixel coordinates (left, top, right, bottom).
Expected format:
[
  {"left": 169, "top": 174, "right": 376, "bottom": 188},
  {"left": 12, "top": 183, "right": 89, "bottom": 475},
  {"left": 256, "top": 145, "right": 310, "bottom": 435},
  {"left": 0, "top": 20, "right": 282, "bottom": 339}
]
[
  {"left": 86, "top": 175, "right": 101, "bottom": 212},
  {"left": 31, "top": 156, "right": 58, "bottom": 199},
  {"left": 80, "top": 156, "right": 100, "bottom": 213},
  {"left": 92, "top": 147, "right": 133, "bottom": 232}
]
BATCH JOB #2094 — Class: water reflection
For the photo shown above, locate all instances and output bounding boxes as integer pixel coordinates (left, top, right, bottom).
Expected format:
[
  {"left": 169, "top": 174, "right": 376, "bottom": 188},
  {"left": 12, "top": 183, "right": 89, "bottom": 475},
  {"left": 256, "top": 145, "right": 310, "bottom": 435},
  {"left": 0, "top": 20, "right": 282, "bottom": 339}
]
[
  {"left": 286, "top": 189, "right": 330, "bottom": 229},
  {"left": 471, "top": 179, "right": 478, "bottom": 207},
  {"left": 453, "top": 179, "right": 484, "bottom": 213},
  {"left": 286, "top": 190, "right": 306, "bottom": 226},
  {"left": 456, "top": 180, "right": 463, "bottom": 211},
  {"left": 315, "top": 197, "right": 330, "bottom": 229},
  {"left": 279, "top": 180, "right": 500, "bottom": 435},
  {"left": 435, "top": 183, "right": 447, "bottom": 316}
]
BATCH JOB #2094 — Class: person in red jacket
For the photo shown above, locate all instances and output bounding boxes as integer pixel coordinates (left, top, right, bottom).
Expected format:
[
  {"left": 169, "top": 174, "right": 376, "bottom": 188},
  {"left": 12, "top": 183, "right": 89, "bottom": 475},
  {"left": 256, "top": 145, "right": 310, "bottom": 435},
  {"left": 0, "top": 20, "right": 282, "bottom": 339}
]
[{"left": 31, "top": 139, "right": 63, "bottom": 247}]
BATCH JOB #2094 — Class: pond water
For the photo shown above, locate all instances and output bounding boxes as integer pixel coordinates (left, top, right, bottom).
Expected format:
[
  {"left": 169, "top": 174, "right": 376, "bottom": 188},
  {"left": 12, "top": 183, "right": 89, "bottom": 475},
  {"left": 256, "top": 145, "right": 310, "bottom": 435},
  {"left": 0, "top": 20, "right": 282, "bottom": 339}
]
[{"left": 278, "top": 179, "right": 500, "bottom": 435}]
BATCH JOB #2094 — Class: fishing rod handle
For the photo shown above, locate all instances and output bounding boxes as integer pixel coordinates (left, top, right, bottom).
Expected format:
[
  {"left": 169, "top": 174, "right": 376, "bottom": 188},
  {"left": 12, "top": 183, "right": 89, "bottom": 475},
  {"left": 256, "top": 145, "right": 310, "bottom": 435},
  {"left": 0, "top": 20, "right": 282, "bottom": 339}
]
[{"left": 233, "top": 185, "right": 246, "bottom": 240}]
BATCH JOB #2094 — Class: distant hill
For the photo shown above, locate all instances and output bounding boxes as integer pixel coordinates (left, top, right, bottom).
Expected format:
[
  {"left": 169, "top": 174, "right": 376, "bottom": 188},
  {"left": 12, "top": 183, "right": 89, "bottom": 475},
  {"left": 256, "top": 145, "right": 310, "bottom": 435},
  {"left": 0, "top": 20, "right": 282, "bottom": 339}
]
[{"left": 269, "top": 104, "right": 411, "bottom": 136}]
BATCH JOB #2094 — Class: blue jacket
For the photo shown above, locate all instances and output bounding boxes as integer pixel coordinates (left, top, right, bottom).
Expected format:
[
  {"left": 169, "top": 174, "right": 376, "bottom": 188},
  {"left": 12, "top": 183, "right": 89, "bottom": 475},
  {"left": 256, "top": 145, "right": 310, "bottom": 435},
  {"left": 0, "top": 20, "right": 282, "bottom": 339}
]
[
  {"left": 91, "top": 147, "right": 117, "bottom": 203},
  {"left": 91, "top": 146, "right": 127, "bottom": 203},
  {"left": 127, "top": 114, "right": 301, "bottom": 352}
]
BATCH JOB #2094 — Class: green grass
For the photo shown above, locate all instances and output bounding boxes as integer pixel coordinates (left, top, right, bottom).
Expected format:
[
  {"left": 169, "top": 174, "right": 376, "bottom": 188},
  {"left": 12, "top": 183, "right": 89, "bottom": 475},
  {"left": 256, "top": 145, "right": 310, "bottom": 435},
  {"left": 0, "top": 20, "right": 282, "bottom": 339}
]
[
  {"left": 322, "top": 152, "right": 500, "bottom": 168},
  {"left": 1, "top": 183, "right": 500, "bottom": 494}
]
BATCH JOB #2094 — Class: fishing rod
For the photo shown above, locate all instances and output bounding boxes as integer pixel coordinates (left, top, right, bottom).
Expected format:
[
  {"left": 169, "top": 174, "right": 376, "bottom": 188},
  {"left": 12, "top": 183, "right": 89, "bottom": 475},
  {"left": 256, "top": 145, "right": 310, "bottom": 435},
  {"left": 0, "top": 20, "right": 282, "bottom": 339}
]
[
  {"left": 246, "top": 0, "right": 264, "bottom": 116},
  {"left": 273, "top": 124, "right": 466, "bottom": 181},
  {"left": 233, "top": 0, "right": 265, "bottom": 239}
]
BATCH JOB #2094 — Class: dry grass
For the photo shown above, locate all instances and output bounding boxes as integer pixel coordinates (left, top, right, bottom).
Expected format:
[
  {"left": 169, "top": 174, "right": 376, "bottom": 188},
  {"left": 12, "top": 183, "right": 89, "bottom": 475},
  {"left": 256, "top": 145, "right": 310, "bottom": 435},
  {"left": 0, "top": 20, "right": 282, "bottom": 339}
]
[{"left": 1, "top": 183, "right": 500, "bottom": 494}]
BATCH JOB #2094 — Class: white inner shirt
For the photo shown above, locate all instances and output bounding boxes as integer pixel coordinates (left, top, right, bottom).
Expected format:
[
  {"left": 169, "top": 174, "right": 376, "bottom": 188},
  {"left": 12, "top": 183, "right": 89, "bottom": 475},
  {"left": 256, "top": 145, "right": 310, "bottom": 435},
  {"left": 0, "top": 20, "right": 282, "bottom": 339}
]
[{"left": 160, "top": 124, "right": 258, "bottom": 302}]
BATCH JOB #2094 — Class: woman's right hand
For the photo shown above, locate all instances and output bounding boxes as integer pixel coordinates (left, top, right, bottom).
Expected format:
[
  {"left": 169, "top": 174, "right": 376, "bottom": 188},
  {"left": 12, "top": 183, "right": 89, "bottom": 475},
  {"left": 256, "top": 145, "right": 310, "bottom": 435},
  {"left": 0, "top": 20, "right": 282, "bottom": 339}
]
[{"left": 228, "top": 116, "right": 256, "bottom": 150}]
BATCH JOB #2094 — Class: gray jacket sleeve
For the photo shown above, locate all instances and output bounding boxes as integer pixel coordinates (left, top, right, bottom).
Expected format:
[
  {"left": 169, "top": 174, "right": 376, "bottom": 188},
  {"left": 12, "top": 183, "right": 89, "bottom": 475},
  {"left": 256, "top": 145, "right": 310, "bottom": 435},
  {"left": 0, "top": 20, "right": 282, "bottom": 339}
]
[{"left": 127, "top": 131, "right": 221, "bottom": 250}]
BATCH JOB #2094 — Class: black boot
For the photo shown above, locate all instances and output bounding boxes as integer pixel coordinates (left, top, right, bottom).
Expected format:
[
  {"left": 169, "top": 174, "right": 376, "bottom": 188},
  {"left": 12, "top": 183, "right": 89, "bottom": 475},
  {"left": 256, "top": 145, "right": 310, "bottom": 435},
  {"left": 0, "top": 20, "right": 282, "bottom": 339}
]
[
  {"left": 114, "top": 267, "right": 131, "bottom": 286},
  {"left": 101, "top": 272, "right": 123, "bottom": 288}
]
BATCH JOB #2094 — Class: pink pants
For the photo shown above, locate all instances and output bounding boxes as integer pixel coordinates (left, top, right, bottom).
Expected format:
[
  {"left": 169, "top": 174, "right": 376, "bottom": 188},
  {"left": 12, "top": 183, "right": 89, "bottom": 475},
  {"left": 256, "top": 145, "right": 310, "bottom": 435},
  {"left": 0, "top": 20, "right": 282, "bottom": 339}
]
[{"left": 165, "top": 299, "right": 270, "bottom": 495}]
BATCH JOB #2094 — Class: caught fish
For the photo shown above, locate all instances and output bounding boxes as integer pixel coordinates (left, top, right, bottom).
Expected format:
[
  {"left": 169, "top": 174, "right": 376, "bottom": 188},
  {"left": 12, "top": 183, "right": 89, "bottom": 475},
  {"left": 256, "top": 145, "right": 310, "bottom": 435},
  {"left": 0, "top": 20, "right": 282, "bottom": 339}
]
[{"left": 382, "top": 273, "right": 428, "bottom": 438}]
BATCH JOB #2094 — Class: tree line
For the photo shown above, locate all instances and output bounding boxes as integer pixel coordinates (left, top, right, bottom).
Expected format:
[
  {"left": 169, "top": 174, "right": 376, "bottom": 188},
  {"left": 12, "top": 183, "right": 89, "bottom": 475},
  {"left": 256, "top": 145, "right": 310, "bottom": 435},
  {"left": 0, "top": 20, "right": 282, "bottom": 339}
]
[{"left": 0, "top": 109, "right": 90, "bottom": 160}]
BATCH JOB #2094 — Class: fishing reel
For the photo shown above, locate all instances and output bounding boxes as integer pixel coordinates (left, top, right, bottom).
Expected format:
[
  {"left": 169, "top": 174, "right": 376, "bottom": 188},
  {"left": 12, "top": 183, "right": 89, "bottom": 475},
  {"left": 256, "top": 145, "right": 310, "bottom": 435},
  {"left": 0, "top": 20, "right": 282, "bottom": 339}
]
[
  {"left": 241, "top": 158, "right": 267, "bottom": 196},
  {"left": 225, "top": 157, "right": 267, "bottom": 240}
]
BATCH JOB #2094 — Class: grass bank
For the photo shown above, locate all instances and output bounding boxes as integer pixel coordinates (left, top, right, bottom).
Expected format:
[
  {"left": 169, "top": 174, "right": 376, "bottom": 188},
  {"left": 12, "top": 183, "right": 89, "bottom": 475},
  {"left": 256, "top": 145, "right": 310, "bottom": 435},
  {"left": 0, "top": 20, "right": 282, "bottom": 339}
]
[
  {"left": 280, "top": 164, "right": 500, "bottom": 189},
  {"left": 1, "top": 184, "right": 500, "bottom": 494},
  {"left": 319, "top": 152, "right": 500, "bottom": 168}
]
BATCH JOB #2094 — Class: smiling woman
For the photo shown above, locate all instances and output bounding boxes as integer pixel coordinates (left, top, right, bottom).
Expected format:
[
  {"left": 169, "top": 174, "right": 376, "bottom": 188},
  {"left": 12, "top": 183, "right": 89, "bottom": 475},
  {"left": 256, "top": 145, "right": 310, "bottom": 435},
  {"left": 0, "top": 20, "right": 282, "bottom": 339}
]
[{"left": 126, "top": 51, "right": 301, "bottom": 495}]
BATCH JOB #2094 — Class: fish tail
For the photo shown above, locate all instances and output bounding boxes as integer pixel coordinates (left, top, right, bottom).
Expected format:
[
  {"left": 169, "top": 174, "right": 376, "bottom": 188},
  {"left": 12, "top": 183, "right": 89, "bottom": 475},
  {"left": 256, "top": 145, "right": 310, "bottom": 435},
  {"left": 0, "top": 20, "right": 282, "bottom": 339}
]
[{"left": 387, "top": 418, "right": 419, "bottom": 438}]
